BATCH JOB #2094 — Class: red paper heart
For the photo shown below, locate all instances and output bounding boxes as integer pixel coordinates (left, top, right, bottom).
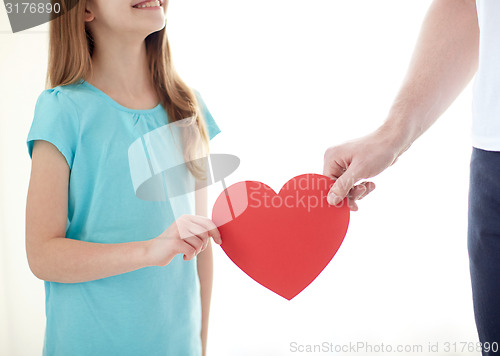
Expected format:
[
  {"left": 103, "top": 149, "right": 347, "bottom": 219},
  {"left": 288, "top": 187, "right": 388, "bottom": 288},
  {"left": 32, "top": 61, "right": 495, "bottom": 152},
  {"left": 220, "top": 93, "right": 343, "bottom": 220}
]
[{"left": 211, "top": 174, "right": 350, "bottom": 300}]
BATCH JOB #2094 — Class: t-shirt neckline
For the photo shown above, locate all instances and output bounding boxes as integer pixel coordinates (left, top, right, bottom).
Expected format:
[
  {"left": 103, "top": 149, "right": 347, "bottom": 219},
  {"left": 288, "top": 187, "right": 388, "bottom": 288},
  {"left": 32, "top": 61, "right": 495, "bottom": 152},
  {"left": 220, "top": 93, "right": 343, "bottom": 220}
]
[{"left": 79, "top": 80, "right": 164, "bottom": 114}]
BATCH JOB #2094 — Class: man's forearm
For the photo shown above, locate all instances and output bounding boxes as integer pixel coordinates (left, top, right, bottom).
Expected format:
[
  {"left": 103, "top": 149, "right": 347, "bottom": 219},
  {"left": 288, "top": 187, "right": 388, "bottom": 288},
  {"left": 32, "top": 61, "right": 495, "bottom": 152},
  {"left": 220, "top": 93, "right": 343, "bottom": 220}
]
[{"left": 382, "top": 0, "right": 479, "bottom": 154}]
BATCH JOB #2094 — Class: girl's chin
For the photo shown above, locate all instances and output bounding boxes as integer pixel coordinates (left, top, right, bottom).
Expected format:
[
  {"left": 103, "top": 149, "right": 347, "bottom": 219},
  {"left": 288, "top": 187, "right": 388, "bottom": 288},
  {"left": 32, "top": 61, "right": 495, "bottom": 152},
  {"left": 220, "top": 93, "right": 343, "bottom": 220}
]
[{"left": 135, "top": 19, "right": 166, "bottom": 36}]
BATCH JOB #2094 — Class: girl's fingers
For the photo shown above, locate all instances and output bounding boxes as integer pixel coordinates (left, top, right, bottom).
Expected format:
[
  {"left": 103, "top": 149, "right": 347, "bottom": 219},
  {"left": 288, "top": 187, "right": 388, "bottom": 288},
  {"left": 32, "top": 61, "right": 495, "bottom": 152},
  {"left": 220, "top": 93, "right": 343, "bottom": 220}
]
[
  {"left": 179, "top": 242, "right": 197, "bottom": 261},
  {"left": 211, "top": 230, "right": 222, "bottom": 245},
  {"left": 182, "top": 236, "right": 204, "bottom": 256},
  {"left": 177, "top": 218, "right": 211, "bottom": 243},
  {"left": 186, "top": 227, "right": 210, "bottom": 252},
  {"left": 186, "top": 215, "right": 222, "bottom": 245},
  {"left": 186, "top": 224, "right": 210, "bottom": 241},
  {"left": 195, "top": 218, "right": 222, "bottom": 245}
]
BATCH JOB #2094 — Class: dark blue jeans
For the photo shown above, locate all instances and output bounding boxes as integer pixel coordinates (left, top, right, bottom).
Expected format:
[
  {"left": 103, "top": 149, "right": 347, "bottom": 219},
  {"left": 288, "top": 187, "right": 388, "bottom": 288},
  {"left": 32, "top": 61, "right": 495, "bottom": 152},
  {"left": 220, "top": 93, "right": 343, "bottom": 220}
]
[{"left": 468, "top": 147, "right": 500, "bottom": 355}]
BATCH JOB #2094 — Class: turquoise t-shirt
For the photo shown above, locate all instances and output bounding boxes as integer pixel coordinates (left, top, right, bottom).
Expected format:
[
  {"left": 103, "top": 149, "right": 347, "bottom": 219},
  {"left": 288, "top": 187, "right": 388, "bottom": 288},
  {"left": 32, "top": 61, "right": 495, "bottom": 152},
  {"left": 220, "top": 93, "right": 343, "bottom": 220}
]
[{"left": 26, "top": 80, "right": 220, "bottom": 356}]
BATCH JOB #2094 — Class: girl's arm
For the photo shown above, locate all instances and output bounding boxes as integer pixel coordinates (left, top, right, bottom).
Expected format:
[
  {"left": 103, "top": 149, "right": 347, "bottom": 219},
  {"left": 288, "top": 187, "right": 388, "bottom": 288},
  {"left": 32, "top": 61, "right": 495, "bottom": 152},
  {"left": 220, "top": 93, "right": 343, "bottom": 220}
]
[
  {"left": 26, "top": 140, "right": 218, "bottom": 283},
  {"left": 195, "top": 178, "right": 214, "bottom": 356}
]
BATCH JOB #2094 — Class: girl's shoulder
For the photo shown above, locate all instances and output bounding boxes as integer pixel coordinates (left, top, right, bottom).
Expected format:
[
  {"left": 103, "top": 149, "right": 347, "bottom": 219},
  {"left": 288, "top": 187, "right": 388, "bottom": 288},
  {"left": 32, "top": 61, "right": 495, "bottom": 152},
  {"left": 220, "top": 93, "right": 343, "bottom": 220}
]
[
  {"left": 34, "top": 81, "right": 101, "bottom": 123},
  {"left": 29, "top": 83, "right": 88, "bottom": 169},
  {"left": 36, "top": 80, "right": 94, "bottom": 111}
]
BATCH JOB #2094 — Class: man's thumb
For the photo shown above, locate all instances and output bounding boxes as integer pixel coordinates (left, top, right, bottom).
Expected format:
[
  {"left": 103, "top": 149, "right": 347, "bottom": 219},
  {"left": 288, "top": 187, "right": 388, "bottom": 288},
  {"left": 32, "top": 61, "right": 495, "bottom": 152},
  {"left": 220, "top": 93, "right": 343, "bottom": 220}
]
[{"left": 327, "top": 167, "right": 358, "bottom": 205}]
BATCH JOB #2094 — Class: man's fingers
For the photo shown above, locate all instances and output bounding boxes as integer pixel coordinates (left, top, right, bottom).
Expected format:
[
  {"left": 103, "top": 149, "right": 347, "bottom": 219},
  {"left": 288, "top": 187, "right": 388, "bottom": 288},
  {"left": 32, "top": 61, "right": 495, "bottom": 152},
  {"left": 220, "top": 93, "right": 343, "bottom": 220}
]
[
  {"left": 346, "top": 185, "right": 366, "bottom": 211},
  {"left": 348, "top": 184, "right": 367, "bottom": 201},
  {"left": 358, "top": 182, "right": 376, "bottom": 200},
  {"left": 346, "top": 182, "right": 376, "bottom": 211},
  {"left": 327, "top": 165, "right": 360, "bottom": 205},
  {"left": 323, "top": 156, "right": 347, "bottom": 180},
  {"left": 348, "top": 199, "right": 359, "bottom": 211}
]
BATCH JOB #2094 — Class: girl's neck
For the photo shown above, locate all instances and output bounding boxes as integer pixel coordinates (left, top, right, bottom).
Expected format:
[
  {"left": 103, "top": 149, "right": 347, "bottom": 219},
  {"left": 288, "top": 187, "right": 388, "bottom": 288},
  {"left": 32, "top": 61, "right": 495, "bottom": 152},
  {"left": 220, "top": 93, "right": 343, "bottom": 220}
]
[{"left": 86, "top": 38, "right": 159, "bottom": 107}]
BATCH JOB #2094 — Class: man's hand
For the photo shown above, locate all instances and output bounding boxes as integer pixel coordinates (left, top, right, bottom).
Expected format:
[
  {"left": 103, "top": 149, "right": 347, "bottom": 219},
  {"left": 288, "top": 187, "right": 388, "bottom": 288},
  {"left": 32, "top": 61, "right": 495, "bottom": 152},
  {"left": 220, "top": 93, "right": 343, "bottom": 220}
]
[
  {"left": 324, "top": 0, "right": 479, "bottom": 211},
  {"left": 323, "top": 126, "right": 407, "bottom": 211}
]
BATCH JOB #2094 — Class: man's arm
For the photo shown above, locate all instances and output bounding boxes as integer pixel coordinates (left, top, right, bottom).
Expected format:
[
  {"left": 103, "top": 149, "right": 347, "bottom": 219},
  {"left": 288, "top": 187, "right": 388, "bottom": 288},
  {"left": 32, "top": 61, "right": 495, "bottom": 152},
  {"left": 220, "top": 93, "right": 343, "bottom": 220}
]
[{"left": 324, "top": 0, "right": 479, "bottom": 209}]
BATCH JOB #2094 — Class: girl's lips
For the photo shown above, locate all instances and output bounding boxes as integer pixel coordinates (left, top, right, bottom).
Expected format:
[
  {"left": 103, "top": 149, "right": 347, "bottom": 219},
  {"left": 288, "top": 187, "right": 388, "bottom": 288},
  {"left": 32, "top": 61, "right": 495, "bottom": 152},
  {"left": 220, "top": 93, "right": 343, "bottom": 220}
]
[{"left": 132, "top": 0, "right": 163, "bottom": 8}]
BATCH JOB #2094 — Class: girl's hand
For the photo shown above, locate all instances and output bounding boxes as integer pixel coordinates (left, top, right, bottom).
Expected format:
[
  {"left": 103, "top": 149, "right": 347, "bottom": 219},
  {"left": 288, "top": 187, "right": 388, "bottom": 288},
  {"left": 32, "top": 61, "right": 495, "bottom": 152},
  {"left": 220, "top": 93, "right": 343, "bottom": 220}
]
[{"left": 147, "top": 215, "right": 222, "bottom": 267}]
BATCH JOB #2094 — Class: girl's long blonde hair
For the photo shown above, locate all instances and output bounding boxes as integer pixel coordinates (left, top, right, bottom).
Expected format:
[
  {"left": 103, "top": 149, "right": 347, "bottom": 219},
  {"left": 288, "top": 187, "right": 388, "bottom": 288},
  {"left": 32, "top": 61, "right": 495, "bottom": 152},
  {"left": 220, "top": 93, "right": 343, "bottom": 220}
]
[{"left": 47, "top": 0, "right": 209, "bottom": 179}]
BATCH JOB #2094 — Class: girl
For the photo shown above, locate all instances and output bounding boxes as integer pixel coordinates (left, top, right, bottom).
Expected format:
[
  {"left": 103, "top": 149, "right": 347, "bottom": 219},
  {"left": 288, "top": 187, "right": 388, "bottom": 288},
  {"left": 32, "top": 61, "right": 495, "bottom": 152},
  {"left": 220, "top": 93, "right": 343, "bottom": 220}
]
[{"left": 25, "top": 0, "right": 222, "bottom": 355}]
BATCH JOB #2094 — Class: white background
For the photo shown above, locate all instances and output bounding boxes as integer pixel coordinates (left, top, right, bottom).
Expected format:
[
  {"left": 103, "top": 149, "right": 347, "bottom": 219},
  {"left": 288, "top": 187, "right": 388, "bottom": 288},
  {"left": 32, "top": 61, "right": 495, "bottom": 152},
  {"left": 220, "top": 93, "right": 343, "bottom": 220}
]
[{"left": 0, "top": 0, "right": 479, "bottom": 355}]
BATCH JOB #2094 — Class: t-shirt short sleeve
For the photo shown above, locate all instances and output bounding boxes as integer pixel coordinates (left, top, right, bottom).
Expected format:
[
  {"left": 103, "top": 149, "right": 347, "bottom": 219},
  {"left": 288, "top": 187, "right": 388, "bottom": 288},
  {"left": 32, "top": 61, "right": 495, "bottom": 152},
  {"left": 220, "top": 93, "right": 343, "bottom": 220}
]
[
  {"left": 195, "top": 91, "right": 221, "bottom": 140},
  {"left": 27, "top": 88, "right": 80, "bottom": 169}
]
